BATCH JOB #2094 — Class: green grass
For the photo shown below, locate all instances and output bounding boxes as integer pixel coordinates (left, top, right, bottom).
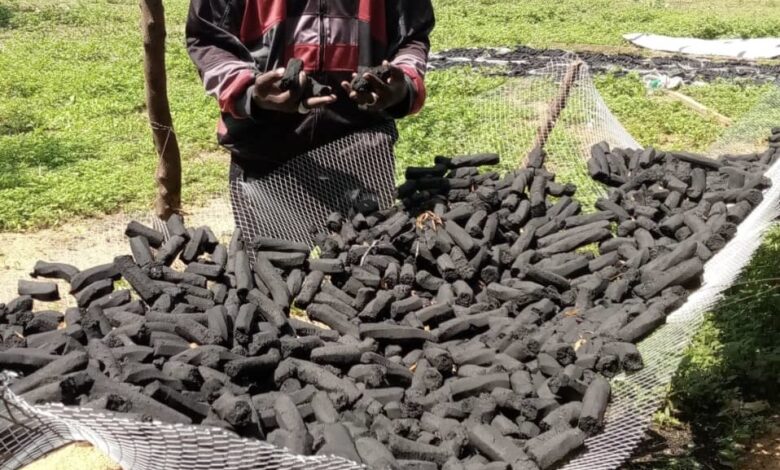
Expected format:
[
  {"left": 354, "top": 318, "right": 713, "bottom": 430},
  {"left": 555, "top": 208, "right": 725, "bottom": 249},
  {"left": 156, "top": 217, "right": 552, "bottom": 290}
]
[
  {"left": 1, "top": 0, "right": 778, "bottom": 230},
  {"left": 594, "top": 73, "right": 777, "bottom": 152},
  {"left": 0, "top": 0, "right": 221, "bottom": 230},
  {"left": 630, "top": 227, "right": 780, "bottom": 469},
  {"left": 432, "top": 0, "right": 780, "bottom": 50}
]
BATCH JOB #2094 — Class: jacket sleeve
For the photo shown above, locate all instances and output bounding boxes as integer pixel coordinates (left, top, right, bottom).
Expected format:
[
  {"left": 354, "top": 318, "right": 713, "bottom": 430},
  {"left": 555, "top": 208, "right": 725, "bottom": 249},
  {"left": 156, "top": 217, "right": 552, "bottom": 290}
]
[
  {"left": 186, "top": 0, "right": 259, "bottom": 120},
  {"left": 386, "top": 0, "right": 435, "bottom": 118}
]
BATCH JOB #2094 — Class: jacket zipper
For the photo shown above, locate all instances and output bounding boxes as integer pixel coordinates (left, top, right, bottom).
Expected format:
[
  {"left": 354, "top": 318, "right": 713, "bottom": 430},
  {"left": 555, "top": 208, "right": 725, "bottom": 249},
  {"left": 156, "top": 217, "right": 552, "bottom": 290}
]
[{"left": 318, "top": 0, "right": 326, "bottom": 73}]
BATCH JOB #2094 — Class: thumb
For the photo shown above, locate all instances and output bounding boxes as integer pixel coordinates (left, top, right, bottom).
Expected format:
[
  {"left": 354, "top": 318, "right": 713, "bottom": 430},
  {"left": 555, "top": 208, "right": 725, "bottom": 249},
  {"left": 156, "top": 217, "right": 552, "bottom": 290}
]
[{"left": 255, "top": 68, "right": 285, "bottom": 89}]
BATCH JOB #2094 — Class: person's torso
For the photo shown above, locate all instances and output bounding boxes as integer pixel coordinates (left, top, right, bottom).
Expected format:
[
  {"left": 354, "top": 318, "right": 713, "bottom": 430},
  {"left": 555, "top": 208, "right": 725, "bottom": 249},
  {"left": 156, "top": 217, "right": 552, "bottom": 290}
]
[
  {"left": 222, "top": 0, "right": 395, "bottom": 168},
  {"left": 237, "top": 0, "right": 391, "bottom": 77}
]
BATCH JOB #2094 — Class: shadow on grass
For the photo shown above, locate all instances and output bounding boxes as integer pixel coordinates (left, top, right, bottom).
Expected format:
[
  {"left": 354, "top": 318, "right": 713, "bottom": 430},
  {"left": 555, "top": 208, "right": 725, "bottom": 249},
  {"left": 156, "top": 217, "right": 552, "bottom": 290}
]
[
  {"left": 0, "top": 5, "right": 11, "bottom": 29},
  {"left": 0, "top": 134, "right": 95, "bottom": 190},
  {"left": 630, "top": 226, "right": 780, "bottom": 469}
]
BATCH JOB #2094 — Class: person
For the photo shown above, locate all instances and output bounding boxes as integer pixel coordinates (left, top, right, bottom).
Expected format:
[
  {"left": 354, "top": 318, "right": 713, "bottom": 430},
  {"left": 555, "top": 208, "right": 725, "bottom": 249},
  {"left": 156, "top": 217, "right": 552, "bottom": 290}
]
[{"left": 185, "top": 0, "right": 435, "bottom": 175}]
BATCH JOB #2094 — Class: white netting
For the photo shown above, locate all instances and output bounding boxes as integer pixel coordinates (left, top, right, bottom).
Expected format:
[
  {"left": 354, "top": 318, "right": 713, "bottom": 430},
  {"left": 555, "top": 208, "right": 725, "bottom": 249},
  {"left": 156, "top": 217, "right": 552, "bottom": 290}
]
[
  {"left": 0, "top": 379, "right": 365, "bottom": 470},
  {"left": 2, "top": 55, "right": 779, "bottom": 470},
  {"left": 228, "top": 123, "right": 397, "bottom": 250}
]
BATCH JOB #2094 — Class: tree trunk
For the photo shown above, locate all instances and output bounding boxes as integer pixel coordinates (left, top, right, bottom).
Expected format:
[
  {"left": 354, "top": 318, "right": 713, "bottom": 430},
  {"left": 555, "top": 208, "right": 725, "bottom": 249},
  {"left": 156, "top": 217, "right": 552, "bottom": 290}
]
[{"left": 140, "top": 0, "right": 182, "bottom": 220}]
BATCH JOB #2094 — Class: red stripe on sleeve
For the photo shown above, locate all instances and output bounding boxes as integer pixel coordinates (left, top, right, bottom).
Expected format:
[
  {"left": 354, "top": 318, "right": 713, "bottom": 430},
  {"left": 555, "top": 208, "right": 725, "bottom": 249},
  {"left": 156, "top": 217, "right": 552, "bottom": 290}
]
[
  {"left": 398, "top": 65, "right": 426, "bottom": 115},
  {"left": 218, "top": 69, "right": 256, "bottom": 118}
]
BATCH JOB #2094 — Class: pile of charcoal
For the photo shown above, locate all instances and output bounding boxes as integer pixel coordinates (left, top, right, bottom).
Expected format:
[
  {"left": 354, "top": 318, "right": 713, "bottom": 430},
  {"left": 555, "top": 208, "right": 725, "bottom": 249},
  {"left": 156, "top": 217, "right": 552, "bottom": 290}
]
[{"left": 1, "top": 128, "right": 777, "bottom": 470}]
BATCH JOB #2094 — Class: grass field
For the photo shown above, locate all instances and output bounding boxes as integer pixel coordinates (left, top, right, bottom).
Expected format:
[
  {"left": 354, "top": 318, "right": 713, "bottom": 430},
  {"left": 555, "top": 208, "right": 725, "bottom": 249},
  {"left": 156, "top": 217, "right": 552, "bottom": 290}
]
[
  {"left": 1, "top": 0, "right": 780, "bottom": 229},
  {"left": 1, "top": 0, "right": 779, "bottom": 468}
]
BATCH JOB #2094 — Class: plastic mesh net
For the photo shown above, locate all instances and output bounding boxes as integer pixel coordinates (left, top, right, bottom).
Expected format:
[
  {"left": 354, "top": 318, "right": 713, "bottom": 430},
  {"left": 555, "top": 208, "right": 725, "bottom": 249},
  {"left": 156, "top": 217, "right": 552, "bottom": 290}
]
[
  {"left": 228, "top": 123, "right": 397, "bottom": 249},
  {"left": 2, "top": 56, "right": 779, "bottom": 470},
  {"left": 0, "top": 377, "right": 364, "bottom": 470}
]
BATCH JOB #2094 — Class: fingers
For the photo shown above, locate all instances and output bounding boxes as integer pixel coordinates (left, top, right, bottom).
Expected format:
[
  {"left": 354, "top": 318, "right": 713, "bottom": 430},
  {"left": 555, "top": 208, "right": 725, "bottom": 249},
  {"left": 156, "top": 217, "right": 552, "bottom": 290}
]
[
  {"left": 364, "top": 73, "right": 390, "bottom": 95},
  {"left": 255, "top": 68, "right": 285, "bottom": 89},
  {"left": 304, "top": 95, "right": 337, "bottom": 109},
  {"left": 384, "top": 61, "right": 406, "bottom": 81},
  {"left": 341, "top": 81, "right": 352, "bottom": 94},
  {"left": 349, "top": 90, "right": 376, "bottom": 106},
  {"left": 298, "top": 71, "right": 308, "bottom": 89},
  {"left": 265, "top": 90, "right": 292, "bottom": 105}
]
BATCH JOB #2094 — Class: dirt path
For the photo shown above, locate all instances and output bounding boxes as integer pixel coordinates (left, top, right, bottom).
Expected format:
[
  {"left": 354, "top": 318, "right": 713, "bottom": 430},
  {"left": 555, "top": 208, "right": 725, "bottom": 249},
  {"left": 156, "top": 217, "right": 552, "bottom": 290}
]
[
  {"left": 739, "top": 421, "right": 780, "bottom": 470},
  {"left": 0, "top": 195, "right": 234, "bottom": 304}
]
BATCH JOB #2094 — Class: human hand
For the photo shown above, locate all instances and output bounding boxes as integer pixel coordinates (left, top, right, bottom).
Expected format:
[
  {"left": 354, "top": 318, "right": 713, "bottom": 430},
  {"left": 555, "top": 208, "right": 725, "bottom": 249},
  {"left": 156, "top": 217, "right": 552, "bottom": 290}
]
[
  {"left": 341, "top": 61, "right": 408, "bottom": 112},
  {"left": 253, "top": 68, "right": 336, "bottom": 114}
]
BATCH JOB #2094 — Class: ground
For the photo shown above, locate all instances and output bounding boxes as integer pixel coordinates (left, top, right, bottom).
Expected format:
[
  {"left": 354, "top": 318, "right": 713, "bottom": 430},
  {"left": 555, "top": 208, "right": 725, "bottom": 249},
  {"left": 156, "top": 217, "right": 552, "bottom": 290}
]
[{"left": 1, "top": 0, "right": 779, "bottom": 468}]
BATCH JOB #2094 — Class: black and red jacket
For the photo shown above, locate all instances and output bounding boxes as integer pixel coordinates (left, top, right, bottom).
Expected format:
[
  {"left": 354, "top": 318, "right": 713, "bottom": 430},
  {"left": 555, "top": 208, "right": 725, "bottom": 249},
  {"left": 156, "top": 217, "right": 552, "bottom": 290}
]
[{"left": 186, "top": 0, "right": 434, "bottom": 171}]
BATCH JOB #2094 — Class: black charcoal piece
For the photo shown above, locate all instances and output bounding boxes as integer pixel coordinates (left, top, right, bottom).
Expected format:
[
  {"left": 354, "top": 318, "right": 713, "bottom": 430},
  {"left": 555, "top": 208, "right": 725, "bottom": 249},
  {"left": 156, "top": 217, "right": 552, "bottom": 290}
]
[
  {"left": 74, "top": 279, "right": 114, "bottom": 308},
  {"left": 18, "top": 280, "right": 59, "bottom": 301},
  {"left": 114, "top": 256, "right": 161, "bottom": 303},
  {"left": 307, "top": 258, "right": 345, "bottom": 274},
  {"left": 295, "top": 270, "right": 324, "bottom": 309},
  {"left": 451, "top": 153, "right": 500, "bottom": 168},
  {"left": 161, "top": 361, "right": 204, "bottom": 389},
  {"left": 311, "top": 391, "right": 340, "bottom": 424},
  {"left": 274, "top": 394, "right": 313, "bottom": 455},
  {"left": 125, "top": 220, "right": 165, "bottom": 248},
  {"left": 537, "top": 228, "right": 611, "bottom": 256},
  {"left": 356, "top": 437, "right": 399, "bottom": 469},
  {"left": 183, "top": 262, "right": 223, "bottom": 279},
  {"left": 181, "top": 228, "right": 205, "bottom": 264},
  {"left": 145, "top": 381, "right": 209, "bottom": 421},
  {"left": 233, "top": 303, "right": 257, "bottom": 345},
  {"left": 468, "top": 424, "right": 530, "bottom": 466},
  {"left": 529, "top": 173, "right": 548, "bottom": 217},
  {"left": 212, "top": 390, "right": 252, "bottom": 428},
  {"left": 245, "top": 289, "right": 289, "bottom": 331},
  {"left": 450, "top": 373, "right": 510, "bottom": 400},
  {"left": 362, "top": 352, "right": 413, "bottom": 385},
  {"left": 251, "top": 237, "right": 310, "bottom": 253},
  {"left": 318, "top": 423, "right": 361, "bottom": 462},
  {"left": 311, "top": 344, "right": 362, "bottom": 366},
  {"left": 527, "top": 428, "right": 586, "bottom": 470},
  {"left": 156, "top": 235, "right": 187, "bottom": 266},
  {"left": 258, "top": 251, "right": 308, "bottom": 269},
  {"left": 444, "top": 220, "right": 477, "bottom": 256},
  {"left": 31, "top": 261, "right": 79, "bottom": 282},
  {"left": 253, "top": 255, "right": 290, "bottom": 308},
  {"left": 416, "top": 303, "right": 454, "bottom": 326},
  {"left": 210, "top": 244, "right": 228, "bottom": 270},
  {"left": 307, "top": 303, "right": 359, "bottom": 337},
  {"left": 69, "top": 263, "right": 119, "bottom": 293},
  {"left": 10, "top": 351, "right": 88, "bottom": 394},
  {"left": 165, "top": 213, "right": 187, "bottom": 238},
  {"left": 672, "top": 151, "right": 722, "bottom": 170},
  {"left": 360, "top": 323, "right": 434, "bottom": 343},
  {"left": 595, "top": 199, "right": 630, "bottom": 222},
  {"left": 174, "top": 318, "right": 223, "bottom": 346},
  {"left": 388, "top": 434, "right": 452, "bottom": 465}
]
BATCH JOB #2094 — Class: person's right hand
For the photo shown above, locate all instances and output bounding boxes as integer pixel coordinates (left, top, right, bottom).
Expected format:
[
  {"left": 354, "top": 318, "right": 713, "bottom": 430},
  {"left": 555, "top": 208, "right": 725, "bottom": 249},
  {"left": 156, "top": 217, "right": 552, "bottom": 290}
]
[{"left": 252, "top": 68, "right": 336, "bottom": 114}]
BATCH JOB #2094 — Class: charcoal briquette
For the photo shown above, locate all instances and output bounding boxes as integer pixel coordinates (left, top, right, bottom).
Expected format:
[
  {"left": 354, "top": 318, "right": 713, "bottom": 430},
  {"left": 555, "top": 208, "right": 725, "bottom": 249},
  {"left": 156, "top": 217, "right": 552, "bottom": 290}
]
[
  {"left": 527, "top": 428, "right": 585, "bottom": 470},
  {"left": 17, "top": 280, "right": 59, "bottom": 302},
  {"left": 125, "top": 221, "right": 165, "bottom": 248},
  {"left": 31, "top": 261, "right": 79, "bottom": 282}
]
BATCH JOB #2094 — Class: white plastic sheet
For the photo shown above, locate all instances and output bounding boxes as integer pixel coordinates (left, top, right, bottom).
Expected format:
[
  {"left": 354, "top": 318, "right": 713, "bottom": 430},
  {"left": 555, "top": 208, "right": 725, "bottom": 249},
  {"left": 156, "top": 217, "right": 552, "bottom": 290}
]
[{"left": 624, "top": 33, "right": 780, "bottom": 59}]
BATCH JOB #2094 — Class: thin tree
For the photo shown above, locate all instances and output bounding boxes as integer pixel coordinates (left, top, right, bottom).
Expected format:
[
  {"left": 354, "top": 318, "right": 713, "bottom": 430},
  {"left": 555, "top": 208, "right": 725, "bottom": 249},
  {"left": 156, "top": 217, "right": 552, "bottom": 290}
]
[{"left": 140, "top": 0, "right": 181, "bottom": 219}]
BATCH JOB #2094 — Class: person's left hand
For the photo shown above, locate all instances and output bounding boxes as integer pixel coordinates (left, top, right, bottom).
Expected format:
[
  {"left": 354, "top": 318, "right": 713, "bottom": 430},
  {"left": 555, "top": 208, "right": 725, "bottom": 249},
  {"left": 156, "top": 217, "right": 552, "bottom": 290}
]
[{"left": 341, "top": 61, "right": 408, "bottom": 112}]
